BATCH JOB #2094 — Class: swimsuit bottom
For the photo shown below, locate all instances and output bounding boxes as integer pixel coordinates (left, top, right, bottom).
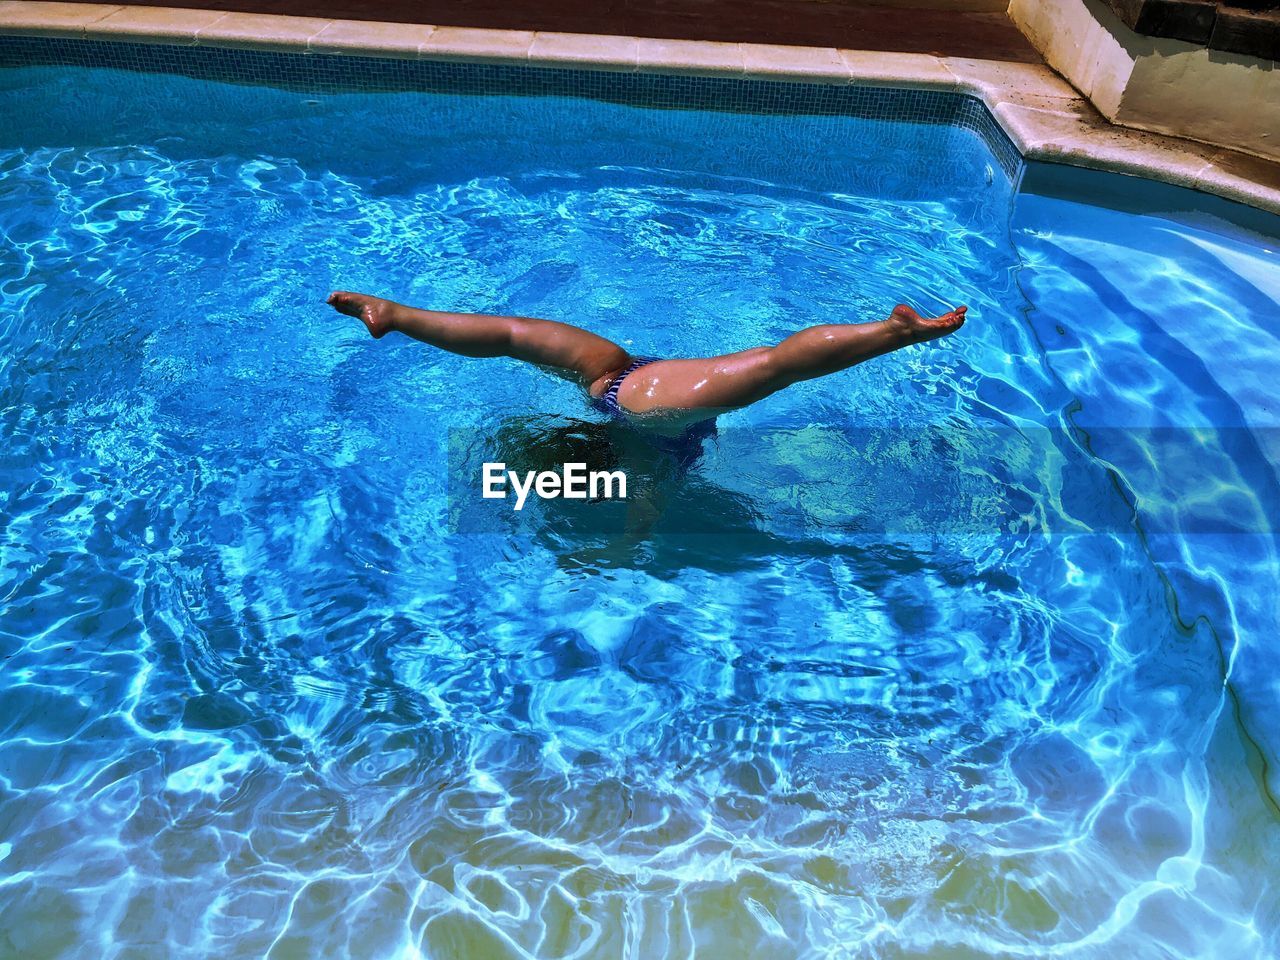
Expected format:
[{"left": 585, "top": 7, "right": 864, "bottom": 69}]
[{"left": 592, "top": 356, "right": 717, "bottom": 465}]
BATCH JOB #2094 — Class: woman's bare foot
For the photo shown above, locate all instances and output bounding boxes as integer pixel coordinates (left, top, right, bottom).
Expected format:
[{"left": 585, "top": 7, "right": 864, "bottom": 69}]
[
  {"left": 327, "top": 290, "right": 397, "bottom": 339},
  {"left": 887, "top": 303, "right": 968, "bottom": 344}
]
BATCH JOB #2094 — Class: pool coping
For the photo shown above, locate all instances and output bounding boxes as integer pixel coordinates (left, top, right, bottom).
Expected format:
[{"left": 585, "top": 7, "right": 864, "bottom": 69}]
[{"left": 1, "top": 1, "right": 1279, "bottom": 217}]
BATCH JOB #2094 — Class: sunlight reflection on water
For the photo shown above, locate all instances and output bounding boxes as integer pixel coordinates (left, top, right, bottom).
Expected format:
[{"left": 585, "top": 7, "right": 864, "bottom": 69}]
[{"left": 0, "top": 62, "right": 1278, "bottom": 959}]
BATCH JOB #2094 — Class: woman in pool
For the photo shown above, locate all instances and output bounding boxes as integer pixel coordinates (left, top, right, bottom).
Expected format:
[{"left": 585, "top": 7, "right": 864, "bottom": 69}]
[{"left": 327, "top": 291, "right": 967, "bottom": 435}]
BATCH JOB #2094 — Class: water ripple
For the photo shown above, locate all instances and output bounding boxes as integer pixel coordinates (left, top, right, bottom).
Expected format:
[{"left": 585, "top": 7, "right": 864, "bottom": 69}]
[{"left": 0, "top": 63, "right": 1277, "bottom": 959}]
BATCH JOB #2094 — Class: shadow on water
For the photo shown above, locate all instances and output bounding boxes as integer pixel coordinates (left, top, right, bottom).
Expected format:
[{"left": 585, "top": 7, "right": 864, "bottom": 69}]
[
  {"left": 452, "top": 413, "right": 1014, "bottom": 585},
  {"left": 456, "top": 414, "right": 776, "bottom": 564}
]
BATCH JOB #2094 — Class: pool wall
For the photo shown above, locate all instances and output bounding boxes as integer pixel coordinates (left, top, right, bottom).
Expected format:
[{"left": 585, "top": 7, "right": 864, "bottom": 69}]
[
  {"left": 1, "top": 1, "right": 1278, "bottom": 216},
  {"left": 0, "top": 34, "right": 1024, "bottom": 179}
]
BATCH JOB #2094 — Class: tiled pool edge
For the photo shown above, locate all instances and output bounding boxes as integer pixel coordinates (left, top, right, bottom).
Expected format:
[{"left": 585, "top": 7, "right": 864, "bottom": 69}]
[
  {"left": 1, "top": 2, "right": 1278, "bottom": 217},
  {"left": 0, "top": 35, "right": 1026, "bottom": 182}
]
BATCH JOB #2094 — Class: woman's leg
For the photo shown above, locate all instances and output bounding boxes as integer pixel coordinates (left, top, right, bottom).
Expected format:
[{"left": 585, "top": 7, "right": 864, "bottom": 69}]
[
  {"left": 616, "top": 304, "right": 967, "bottom": 417},
  {"left": 327, "top": 291, "right": 631, "bottom": 390}
]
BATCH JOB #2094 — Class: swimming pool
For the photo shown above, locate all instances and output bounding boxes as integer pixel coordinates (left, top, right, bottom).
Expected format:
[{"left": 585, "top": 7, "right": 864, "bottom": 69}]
[{"left": 1, "top": 40, "right": 1278, "bottom": 959}]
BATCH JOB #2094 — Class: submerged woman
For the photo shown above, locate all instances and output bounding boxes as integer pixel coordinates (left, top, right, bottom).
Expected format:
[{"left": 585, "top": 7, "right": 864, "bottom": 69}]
[{"left": 327, "top": 291, "right": 967, "bottom": 438}]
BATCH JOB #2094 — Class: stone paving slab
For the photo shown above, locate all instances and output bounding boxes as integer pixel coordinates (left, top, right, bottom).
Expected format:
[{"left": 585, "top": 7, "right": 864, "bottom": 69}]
[{"left": 34, "top": 0, "right": 1042, "bottom": 59}]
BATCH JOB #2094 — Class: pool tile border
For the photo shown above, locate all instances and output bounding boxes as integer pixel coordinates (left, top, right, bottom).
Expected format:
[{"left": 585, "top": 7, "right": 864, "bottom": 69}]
[
  {"left": 0, "top": 32, "right": 1027, "bottom": 182},
  {"left": 0, "top": 1, "right": 1278, "bottom": 215}
]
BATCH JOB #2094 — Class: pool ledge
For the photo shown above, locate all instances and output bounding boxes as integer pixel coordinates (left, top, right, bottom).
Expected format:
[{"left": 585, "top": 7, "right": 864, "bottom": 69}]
[{"left": 2, "top": 1, "right": 1278, "bottom": 216}]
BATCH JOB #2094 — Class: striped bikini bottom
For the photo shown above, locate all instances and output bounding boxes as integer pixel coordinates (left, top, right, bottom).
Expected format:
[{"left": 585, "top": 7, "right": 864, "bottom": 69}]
[{"left": 591, "top": 355, "right": 717, "bottom": 464}]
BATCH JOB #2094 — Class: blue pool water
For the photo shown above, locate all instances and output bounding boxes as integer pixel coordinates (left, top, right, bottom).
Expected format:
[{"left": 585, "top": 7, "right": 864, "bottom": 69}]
[{"left": 1, "top": 62, "right": 1279, "bottom": 959}]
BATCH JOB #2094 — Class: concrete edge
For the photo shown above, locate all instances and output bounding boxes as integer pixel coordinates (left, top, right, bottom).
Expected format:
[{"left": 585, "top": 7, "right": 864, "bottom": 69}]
[{"left": 0, "top": 1, "right": 1278, "bottom": 216}]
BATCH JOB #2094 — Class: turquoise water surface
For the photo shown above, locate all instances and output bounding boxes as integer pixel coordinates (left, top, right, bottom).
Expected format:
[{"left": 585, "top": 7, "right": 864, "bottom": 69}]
[{"left": 1, "top": 64, "right": 1278, "bottom": 959}]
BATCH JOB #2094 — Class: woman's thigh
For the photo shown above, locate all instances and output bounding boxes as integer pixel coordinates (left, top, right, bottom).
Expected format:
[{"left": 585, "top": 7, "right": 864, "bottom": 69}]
[{"left": 614, "top": 348, "right": 781, "bottom": 414}]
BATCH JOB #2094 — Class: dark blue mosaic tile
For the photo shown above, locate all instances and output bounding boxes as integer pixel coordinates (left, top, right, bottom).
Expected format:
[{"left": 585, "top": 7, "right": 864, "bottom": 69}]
[{"left": 0, "top": 35, "right": 1023, "bottom": 179}]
